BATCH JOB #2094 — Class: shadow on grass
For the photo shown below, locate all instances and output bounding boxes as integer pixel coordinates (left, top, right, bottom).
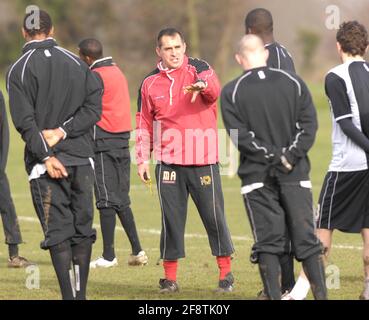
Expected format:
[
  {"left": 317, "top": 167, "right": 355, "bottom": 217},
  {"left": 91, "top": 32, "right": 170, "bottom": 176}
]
[
  {"left": 87, "top": 279, "right": 254, "bottom": 300},
  {"left": 0, "top": 275, "right": 257, "bottom": 300}
]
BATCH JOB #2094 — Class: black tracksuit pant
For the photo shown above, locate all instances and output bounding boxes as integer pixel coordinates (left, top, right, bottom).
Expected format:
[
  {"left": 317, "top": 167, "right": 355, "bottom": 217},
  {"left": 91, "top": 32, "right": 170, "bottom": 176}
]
[
  {"left": 242, "top": 178, "right": 323, "bottom": 262},
  {"left": 30, "top": 165, "right": 96, "bottom": 250},
  {"left": 0, "top": 172, "right": 22, "bottom": 245},
  {"left": 155, "top": 163, "right": 234, "bottom": 260}
]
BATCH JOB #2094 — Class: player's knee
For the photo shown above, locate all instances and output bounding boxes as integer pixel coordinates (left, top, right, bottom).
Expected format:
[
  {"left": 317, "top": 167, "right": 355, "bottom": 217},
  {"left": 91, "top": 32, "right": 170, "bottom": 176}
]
[
  {"left": 99, "top": 207, "right": 116, "bottom": 217},
  {"left": 119, "top": 205, "right": 133, "bottom": 217}
]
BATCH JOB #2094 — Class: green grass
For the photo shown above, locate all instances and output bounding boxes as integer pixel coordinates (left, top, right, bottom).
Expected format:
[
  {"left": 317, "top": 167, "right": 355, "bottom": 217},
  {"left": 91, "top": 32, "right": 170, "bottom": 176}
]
[{"left": 0, "top": 79, "right": 365, "bottom": 300}]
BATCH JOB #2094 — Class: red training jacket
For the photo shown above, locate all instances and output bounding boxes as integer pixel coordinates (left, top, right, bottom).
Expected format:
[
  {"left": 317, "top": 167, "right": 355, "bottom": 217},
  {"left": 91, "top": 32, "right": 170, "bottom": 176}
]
[{"left": 136, "top": 55, "right": 220, "bottom": 165}]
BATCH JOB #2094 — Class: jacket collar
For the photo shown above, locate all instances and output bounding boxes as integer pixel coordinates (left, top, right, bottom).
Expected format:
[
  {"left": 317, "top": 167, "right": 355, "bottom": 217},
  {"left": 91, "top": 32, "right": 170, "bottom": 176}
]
[
  {"left": 90, "top": 56, "right": 114, "bottom": 70},
  {"left": 22, "top": 37, "right": 57, "bottom": 53},
  {"left": 157, "top": 55, "right": 189, "bottom": 75},
  {"left": 264, "top": 42, "right": 278, "bottom": 49}
]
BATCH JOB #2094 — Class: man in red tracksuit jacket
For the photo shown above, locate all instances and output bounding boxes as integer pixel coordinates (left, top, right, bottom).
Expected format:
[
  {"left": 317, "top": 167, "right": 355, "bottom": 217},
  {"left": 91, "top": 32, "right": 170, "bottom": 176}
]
[
  {"left": 136, "top": 28, "right": 234, "bottom": 293},
  {"left": 78, "top": 38, "right": 148, "bottom": 269}
]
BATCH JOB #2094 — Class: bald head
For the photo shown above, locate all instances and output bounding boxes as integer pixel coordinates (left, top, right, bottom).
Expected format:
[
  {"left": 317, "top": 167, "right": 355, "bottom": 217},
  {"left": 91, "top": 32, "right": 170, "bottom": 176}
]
[
  {"left": 237, "top": 34, "right": 265, "bottom": 57},
  {"left": 235, "top": 35, "right": 269, "bottom": 70}
]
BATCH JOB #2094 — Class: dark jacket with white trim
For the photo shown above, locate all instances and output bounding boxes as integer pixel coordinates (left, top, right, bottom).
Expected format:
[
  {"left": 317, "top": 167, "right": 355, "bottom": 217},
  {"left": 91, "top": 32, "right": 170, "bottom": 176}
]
[
  {"left": 6, "top": 38, "right": 102, "bottom": 174},
  {"left": 221, "top": 66, "right": 317, "bottom": 185}
]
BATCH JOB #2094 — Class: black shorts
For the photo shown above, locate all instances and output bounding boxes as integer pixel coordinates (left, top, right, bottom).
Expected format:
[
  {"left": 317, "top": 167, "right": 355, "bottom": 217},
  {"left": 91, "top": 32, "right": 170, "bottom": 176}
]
[
  {"left": 243, "top": 180, "right": 322, "bottom": 262},
  {"left": 30, "top": 165, "right": 96, "bottom": 250},
  {"left": 155, "top": 163, "right": 234, "bottom": 260},
  {"left": 317, "top": 170, "right": 369, "bottom": 233},
  {"left": 94, "top": 148, "right": 131, "bottom": 211}
]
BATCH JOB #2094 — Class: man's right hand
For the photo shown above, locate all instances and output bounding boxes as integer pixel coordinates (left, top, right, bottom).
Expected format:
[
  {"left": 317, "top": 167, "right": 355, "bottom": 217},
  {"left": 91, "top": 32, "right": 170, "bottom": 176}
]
[
  {"left": 138, "top": 163, "right": 151, "bottom": 184},
  {"left": 42, "top": 128, "right": 65, "bottom": 148},
  {"left": 44, "top": 156, "right": 68, "bottom": 179}
]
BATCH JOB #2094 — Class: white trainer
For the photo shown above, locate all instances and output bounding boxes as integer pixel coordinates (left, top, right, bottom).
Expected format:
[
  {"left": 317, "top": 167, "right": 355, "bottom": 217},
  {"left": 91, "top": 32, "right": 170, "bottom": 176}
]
[
  {"left": 281, "top": 291, "right": 295, "bottom": 300},
  {"left": 128, "top": 251, "right": 148, "bottom": 266},
  {"left": 90, "top": 257, "right": 118, "bottom": 269}
]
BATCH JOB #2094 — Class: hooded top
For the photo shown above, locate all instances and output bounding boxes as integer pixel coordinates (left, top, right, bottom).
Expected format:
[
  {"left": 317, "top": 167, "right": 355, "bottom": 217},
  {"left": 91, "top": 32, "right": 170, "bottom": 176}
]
[{"left": 136, "top": 55, "right": 220, "bottom": 166}]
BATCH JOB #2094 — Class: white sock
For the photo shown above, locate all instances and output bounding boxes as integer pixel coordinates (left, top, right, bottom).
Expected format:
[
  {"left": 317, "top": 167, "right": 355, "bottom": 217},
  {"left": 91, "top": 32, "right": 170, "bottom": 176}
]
[{"left": 289, "top": 276, "right": 310, "bottom": 300}]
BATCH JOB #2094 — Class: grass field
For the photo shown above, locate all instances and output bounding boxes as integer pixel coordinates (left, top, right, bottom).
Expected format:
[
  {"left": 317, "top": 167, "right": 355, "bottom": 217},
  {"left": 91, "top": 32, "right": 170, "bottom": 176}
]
[{"left": 0, "top": 79, "right": 366, "bottom": 300}]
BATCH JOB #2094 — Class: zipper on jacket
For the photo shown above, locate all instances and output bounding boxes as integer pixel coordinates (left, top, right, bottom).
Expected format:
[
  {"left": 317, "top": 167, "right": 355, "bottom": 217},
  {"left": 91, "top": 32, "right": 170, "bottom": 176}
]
[{"left": 166, "top": 73, "right": 175, "bottom": 106}]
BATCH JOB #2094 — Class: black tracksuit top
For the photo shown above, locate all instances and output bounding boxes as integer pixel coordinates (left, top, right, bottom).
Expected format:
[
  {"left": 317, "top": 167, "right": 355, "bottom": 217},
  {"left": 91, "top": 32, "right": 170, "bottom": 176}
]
[
  {"left": 221, "top": 66, "right": 318, "bottom": 185},
  {"left": 6, "top": 38, "right": 102, "bottom": 174}
]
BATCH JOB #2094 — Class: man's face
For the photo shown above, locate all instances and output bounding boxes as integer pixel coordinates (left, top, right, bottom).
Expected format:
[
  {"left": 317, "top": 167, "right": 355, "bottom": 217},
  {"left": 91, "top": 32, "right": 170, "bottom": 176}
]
[{"left": 156, "top": 34, "right": 186, "bottom": 70}]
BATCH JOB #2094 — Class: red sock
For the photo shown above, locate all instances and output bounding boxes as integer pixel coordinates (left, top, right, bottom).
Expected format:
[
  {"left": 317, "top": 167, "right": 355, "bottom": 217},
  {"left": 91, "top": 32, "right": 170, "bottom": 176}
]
[
  {"left": 216, "top": 256, "right": 231, "bottom": 280},
  {"left": 163, "top": 260, "right": 178, "bottom": 281}
]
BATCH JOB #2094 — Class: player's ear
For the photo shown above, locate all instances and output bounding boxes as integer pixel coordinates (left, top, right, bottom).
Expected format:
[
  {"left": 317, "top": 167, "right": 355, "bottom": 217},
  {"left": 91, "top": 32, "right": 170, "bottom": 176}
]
[
  {"left": 264, "top": 48, "right": 269, "bottom": 62},
  {"left": 86, "top": 56, "right": 94, "bottom": 66},
  {"left": 155, "top": 46, "right": 161, "bottom": 58},
  {"left": 48, "top": 26, "right": 54, "bottom": 38},
  {"left": 183, "top": 41, "right": 187, "bottom": 53},
  {"left": 365, "top": 45, "right": 368, "bottom": 55},
  {"left": 235, "top": 53, "right": 242, "bottom": 65},
  {"left": 21, "top": 27, "right": 27, "bottom": 40},
  {"left": 336, "top": 42, "right": 342, "bottom": 54}
]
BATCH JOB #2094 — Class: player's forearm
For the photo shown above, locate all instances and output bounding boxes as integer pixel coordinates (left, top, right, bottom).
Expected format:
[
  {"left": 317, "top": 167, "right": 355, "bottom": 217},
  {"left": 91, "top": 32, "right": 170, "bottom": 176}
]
[
  {"left": 339, "top": 118, "right": 369, "bottom": 153},
  {"left": 20, "top": 127, "right": 53, "bottom": 162},
  {"left": 285, "top": 130, "right": 316, "bottom": 164},
  {"left": 199, "top": 74, "right": 220, "bottom": 104}
]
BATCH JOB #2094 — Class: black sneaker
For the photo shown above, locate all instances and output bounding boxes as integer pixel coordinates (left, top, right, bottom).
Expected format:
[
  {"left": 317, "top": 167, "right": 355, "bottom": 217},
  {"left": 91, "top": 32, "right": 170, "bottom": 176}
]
[
  {"left": 159, "top": 278, "right": 179, "bottom": 293},
  {"left": 215, "top": 272, "right": 234, "bottom": 293}
]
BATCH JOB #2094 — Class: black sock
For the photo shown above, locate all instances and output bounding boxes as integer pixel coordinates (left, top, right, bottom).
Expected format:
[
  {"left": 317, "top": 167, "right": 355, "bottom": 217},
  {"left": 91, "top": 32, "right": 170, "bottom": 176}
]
[
  {"left": 117, "top": 207, "right": 142, "bottom": 255},
  {"left": 280, "top": 253, "right": 295, "bottom": 292},
  {"left": 49, "top": 241, "right": 74, "bottom": 300},
  {"left": 258, "top": 253, "right": 282, "bottom": 300},
  {"left": 72, "top": 238, "right": 93, "bottom": 300},
  {"left": 8, "top": 244, "right": 19, "bottom": 259},
  {"left": 302, "top": 253, "right": 327, "bottom": 300},
  {"left": 99, "top": 208, "right": 116, "bottom": 261}
]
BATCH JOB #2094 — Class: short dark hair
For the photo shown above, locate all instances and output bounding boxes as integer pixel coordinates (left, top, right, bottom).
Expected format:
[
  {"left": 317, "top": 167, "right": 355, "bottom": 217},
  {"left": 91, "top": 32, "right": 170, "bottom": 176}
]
[
  {"left": 157, "top": 28, "right": 184, "bottom": 47},
  {"left": 245, "top": 8, "right": 273, "bottom": 35},
  {"left": 23, "top": 9, "right": 53, "bottom": 37},
  {"left": 336, "top": 21, "right": 368, "bottom": 57},
  {"left": 78, "top": 38, "right": 103, "bottom": 60}
]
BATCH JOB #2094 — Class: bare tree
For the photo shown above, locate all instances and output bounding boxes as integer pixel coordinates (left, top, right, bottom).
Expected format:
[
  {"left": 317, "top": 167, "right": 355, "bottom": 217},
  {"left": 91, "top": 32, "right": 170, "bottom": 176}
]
[{"left": 186, "top": 0, "right": 201, "bottom": 57}]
